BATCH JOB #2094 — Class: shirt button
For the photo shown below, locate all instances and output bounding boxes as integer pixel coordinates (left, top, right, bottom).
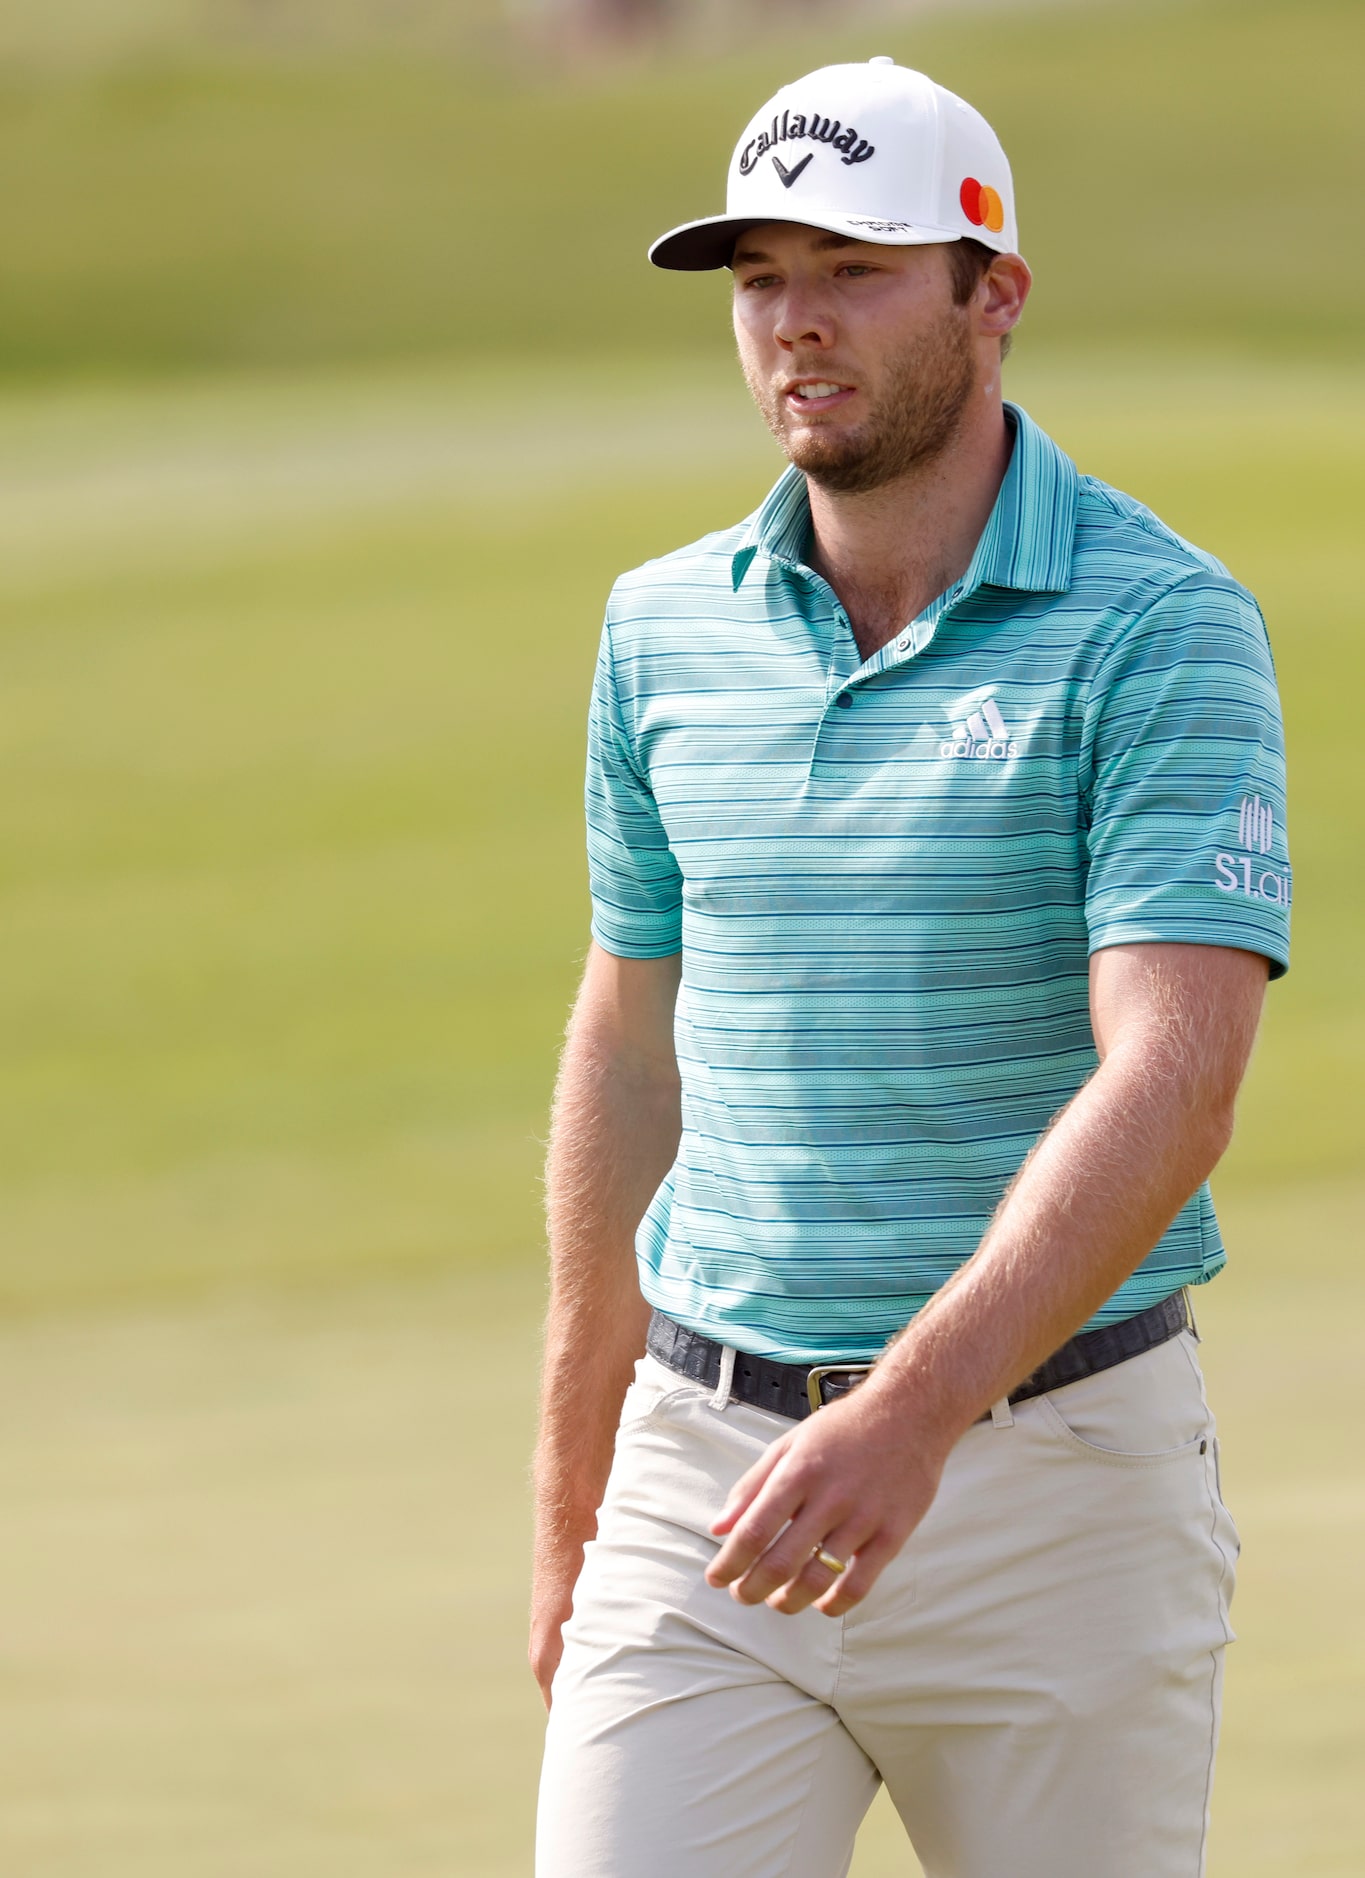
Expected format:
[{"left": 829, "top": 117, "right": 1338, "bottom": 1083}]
[
  {"left": 835, "top": 692, "right": 852, "bottom": 708},
  {"left": 896, "top": 635, "right": 912, "bottom": 652}
]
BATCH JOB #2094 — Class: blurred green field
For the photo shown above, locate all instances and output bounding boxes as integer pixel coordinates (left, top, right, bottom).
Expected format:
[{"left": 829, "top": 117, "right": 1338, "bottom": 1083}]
[
  {"left": 1, "top": 0, "right": 1361, "bottom": 374},
  {"left": 2, "top": 0, "right": 1363, "bottom": 1869}
]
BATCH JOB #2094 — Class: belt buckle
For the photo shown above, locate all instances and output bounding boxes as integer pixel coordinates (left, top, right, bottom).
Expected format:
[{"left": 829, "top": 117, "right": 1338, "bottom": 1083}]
[{"left": 806, "top": 1362, "right": 875, "bottom": 1414}]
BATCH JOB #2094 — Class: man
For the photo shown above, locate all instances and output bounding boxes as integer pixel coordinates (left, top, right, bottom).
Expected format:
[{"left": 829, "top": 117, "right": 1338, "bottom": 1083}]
[{"left": 532, "top": 58, "right": 1290, "bottom": 1877}]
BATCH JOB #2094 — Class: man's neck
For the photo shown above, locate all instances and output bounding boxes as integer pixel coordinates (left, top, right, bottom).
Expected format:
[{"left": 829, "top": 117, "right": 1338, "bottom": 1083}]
[{"left": 805, "top": 393, "right": 1014, "bottom": 665}]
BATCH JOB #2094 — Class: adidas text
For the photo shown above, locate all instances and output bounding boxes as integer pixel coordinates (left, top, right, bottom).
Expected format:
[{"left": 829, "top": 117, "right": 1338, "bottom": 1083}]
[{"left": 940, "top": 736, "right": 1022, "bottom": 761}]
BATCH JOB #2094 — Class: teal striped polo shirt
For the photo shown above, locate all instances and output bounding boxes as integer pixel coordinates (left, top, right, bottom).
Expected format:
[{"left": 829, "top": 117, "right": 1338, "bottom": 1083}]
[{"left": 586, "top": 405, "right": 1291, "bottom": 1364}]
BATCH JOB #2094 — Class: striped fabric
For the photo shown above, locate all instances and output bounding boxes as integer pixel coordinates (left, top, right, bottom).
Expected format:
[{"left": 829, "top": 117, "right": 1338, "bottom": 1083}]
[{"left": 586, "top": 405, "right": 1291, "bottom": 1363}]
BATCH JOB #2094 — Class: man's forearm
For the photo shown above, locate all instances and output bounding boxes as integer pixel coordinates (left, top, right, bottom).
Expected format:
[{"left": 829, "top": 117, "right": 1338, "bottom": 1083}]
[
  {"left": 535, "top": 1028, "right": 677, "bottom": 1575},
  {"left": 874, "top": 1050, "right": 1223, "bottom": 1446},
  {"left": 875, "top": 945, "right": 1268, "bottom": 1449},
  {"left": 531, "top": 948, "right": 681, "bottom": 1701}
]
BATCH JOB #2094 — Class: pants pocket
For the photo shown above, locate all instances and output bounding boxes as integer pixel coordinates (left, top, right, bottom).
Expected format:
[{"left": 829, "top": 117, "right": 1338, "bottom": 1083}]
[
  {"left": 615, "top": 1353, "right": 694, "bottom": 1430},
  {"left": 1034, "top": 1332, "right": 1213, "bottom": 1466}
]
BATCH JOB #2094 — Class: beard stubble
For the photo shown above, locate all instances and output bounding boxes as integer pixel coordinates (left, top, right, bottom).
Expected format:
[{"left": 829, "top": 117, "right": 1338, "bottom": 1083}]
[{"left": 744, "top": 302, "right": 978, "bottom": 496}]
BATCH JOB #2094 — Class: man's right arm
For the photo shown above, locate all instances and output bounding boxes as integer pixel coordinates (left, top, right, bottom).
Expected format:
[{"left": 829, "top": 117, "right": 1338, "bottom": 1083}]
[{"left": 530, "top": 941, "right": 682, "bottom": 1709}]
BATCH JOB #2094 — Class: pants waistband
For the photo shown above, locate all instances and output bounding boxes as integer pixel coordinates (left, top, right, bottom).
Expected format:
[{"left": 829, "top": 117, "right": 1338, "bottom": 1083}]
[{"left": 645, "top": 1291, "right": 1194, "bottom": 1422}]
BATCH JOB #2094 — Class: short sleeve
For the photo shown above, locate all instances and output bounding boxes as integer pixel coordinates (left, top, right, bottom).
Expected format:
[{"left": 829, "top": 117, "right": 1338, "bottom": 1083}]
[
  {"left": 1081, "top": 571, "right": 1291, "bottom": 977},
  {"left": 585, "top": 614, "right": 684, "bottom": 958}
]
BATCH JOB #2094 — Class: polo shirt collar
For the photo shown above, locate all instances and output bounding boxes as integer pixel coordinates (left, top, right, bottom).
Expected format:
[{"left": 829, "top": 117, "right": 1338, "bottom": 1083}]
[
  {"left": 730, "top": 465, "right": 809, "bottom": 589},
  {"left": 731, "top": 403, "right": 1079, "bottom": 598}
]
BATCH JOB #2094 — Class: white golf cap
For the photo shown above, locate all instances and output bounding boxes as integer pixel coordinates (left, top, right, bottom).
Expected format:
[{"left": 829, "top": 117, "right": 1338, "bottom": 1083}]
[{"left": 649, "top": 57, "right": 1017, "bottom": 271}]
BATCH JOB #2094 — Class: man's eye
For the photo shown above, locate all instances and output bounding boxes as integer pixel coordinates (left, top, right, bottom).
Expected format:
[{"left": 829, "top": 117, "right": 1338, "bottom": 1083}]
[
  {"left": 743, "top": 274, "right": 779, "bottom": 290},
  {"left": 840, "top": 265, "right": 874, "bottom": 277}
]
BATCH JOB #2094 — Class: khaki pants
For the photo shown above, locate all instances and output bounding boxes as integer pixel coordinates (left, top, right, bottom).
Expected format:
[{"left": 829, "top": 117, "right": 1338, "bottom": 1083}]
[{"left": 538, "top": 1331, "right": 1238, "bottom": 1878}]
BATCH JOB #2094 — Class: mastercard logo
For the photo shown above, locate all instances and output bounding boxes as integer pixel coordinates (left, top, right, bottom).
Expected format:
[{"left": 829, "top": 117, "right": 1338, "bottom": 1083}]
[{"left": 960, "top": 176, "right": 1005, "bottom": 235}]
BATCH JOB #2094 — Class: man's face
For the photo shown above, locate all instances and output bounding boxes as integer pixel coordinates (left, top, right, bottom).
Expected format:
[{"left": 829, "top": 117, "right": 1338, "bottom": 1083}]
[{"left": 731, "top": 224, "right": 979, "bottom": 495}]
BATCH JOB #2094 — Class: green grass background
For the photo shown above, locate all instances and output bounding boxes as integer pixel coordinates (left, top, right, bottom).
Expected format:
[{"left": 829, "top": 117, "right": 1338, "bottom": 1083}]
[
  {"left": 1, "top": 0, "right": 1362, "bottom": 1871},
  {"left": 1, "top": 0, "right": 1361, "bottom": 374}
]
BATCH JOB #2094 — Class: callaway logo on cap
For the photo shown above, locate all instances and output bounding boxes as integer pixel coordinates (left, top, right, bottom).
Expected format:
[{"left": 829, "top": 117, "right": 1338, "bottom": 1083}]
[{"left": 650, "top": 57, "right": 1018, "bottom": 271}]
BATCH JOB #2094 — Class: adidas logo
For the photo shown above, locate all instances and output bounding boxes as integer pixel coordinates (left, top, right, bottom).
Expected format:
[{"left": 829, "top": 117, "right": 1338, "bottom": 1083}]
[{"left": 939, "top": 692, "right": 1022, "bottom": 761}]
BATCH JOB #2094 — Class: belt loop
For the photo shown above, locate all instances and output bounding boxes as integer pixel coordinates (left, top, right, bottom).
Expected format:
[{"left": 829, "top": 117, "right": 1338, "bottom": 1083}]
[
  {"left": 710, "top": 1344, "right": 737, "bottom": 1412},
  {"left": 990, "top": 1397, "right": 1014, "bottom": 1428},
  {"left": 1183, "top": 1287, "right": 1201, "bottom": 1343}
]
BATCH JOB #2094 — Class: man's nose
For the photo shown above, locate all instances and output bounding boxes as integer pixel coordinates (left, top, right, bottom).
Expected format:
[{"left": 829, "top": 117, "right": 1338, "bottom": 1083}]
[{"left": 773, "top": 282, "right": 834, "bottom": 351}]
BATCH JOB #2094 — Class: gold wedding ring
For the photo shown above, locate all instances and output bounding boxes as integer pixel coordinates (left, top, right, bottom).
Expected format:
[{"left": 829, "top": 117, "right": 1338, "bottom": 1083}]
[{"left": 814, "top": 1547, "right": 847, "bottom": 1576}]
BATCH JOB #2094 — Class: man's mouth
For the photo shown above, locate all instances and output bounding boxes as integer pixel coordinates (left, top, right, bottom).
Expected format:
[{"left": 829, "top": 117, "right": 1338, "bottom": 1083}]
[{"left": 784, "top": 379, "right": 856, "bottom": 413}]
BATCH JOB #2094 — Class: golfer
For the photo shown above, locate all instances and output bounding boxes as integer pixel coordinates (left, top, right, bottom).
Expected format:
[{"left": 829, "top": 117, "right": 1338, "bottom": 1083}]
[{"left": 532, "top": 58, "right": 1290, "bottom": 1877}]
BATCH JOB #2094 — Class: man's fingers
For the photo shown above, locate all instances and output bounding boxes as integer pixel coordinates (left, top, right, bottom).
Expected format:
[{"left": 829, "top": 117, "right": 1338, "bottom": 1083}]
[
  {"left": 709, "top": 1439, "right": 790, "bottom": 1537},
  {"left": 763, "top": 1551, "right": 847, "bottom": 1617},
  {"left": 812, "top": 1530, "right": 900, "bottom": 1617},
  {"left": 759, "top": 1515, "right": 878, "bottom": 1615},
  {"left": 706, "top": 1483, "right": 805, "bottom": 1586},
  {"left": 723, "top": 1500, "right": 846, "bottom": 1604},
  {"left": 529, "top": 1634, "right": 564, "bottom": 1711}
]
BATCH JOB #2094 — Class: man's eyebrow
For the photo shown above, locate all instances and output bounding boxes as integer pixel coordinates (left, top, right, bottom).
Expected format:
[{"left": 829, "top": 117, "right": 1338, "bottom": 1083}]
[{"left": 730, "top": 234, "right": 861, "bottom": 267}]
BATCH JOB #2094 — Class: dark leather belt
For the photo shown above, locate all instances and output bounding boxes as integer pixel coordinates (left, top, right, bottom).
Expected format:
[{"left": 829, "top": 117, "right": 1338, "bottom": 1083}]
[{"left": 646, "top": 1291, "right": 1193, "bottom": 1423}]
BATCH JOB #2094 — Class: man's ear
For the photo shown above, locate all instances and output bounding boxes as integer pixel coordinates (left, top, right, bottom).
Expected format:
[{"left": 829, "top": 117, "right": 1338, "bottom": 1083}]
[{"left": 979, "top": 253, "right": 1032, "bottom": 340}]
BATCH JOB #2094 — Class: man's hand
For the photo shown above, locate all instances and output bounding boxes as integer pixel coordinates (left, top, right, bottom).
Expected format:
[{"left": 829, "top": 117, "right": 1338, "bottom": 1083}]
[
  {"left": 707, "top": 1378, "right": 947, "bottom": 1618},
  {"left": 529, "top": 1559, "right": 583, "bottom": 1710}
]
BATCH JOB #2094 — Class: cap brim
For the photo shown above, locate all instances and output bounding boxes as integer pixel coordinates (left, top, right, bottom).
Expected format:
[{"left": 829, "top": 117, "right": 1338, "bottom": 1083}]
[{"left": 648, "top": 211, "right": 968, "bottom": 272}]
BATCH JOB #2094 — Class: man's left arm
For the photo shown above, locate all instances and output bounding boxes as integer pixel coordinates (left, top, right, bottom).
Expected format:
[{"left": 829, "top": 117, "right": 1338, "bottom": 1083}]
[{"left": 707, "top": 939, "right": 1268, "bottom": 1617}]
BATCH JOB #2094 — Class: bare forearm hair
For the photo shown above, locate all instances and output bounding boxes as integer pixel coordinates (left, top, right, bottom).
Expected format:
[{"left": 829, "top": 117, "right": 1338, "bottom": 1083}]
[
  {"left": 877, "top": 941, "right": 1269, "bottom": 1444},
  {"left": 533, "top": 946, "right": 681, "bottom": 1597}
]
